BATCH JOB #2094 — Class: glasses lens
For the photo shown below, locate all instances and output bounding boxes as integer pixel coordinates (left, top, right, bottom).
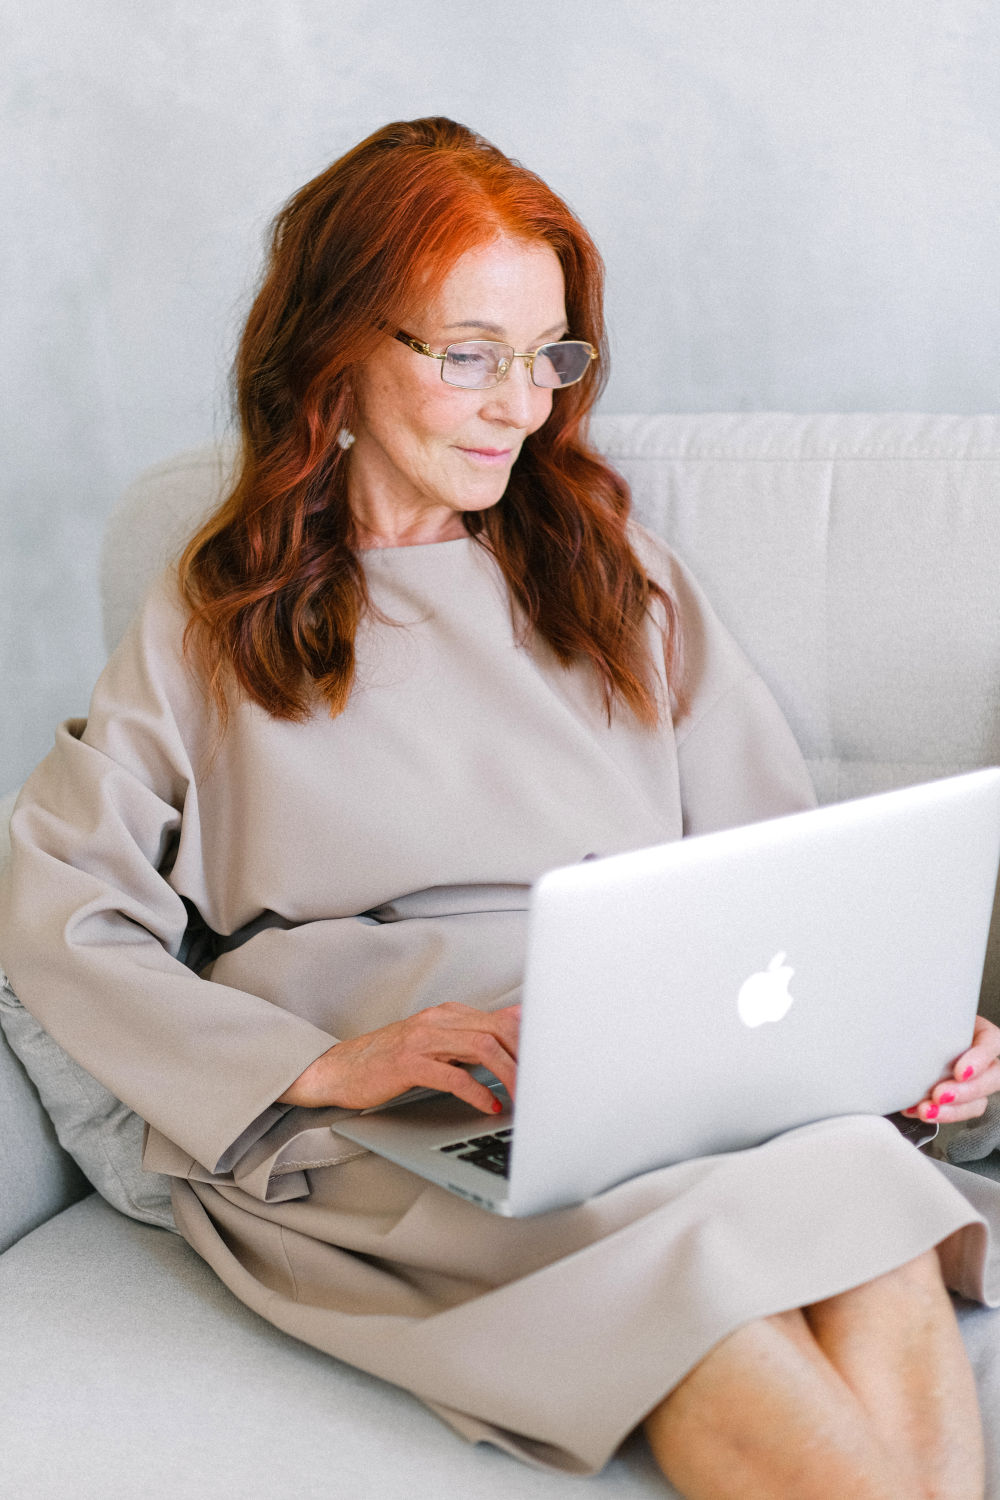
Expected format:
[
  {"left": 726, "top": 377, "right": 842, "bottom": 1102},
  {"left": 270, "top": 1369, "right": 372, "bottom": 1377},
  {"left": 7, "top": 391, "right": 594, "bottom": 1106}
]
[
  {"left": 441, "top": 341, "right": 511, "bottom": 388},
  {"left": 531, "top": 341, "right": 595, "bottom": 389}
]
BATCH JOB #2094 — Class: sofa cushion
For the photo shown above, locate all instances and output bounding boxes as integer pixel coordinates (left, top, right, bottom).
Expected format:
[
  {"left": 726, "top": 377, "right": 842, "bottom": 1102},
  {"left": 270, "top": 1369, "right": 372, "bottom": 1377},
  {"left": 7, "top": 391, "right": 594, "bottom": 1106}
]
[
  {"left": 0, "top": 1008, "right": 89, "bottom": 1253},
  {"left": 1, "top": 790, "right": 175, "bottom": 1232},
  {"left": 0, "top": 971, "right": 175, "bottom": 1232},
  {"left": 0, "top": 786, "right": 91, "bottom": 1249},
  {"left": 0, "top": 1193, "right": 671, "bottom": 1499}
]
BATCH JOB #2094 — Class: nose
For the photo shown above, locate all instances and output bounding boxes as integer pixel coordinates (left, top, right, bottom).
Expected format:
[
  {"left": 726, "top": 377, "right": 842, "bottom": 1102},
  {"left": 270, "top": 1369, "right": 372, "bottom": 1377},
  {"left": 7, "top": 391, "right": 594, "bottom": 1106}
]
[{"left": 480, "top": 356, "right": 547, "bottom": 428}]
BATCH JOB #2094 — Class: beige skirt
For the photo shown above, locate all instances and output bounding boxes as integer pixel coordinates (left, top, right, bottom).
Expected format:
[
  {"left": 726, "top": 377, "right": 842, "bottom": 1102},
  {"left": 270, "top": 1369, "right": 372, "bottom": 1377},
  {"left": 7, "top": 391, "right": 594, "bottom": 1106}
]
[{"left": 170, "top": 1113, "right": 1000, "bottom": 1475}]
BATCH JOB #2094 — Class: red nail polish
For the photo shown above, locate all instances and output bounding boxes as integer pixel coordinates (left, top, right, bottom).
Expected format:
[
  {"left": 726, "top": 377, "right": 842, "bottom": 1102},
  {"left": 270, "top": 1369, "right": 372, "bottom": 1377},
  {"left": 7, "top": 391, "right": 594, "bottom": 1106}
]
[
  {"left": 939, "top": 1092, "right": 956, "bottom": 1105},
  {"left": 491, "top": 1099, "right": 502, "bottom": 1114},
  {"left": 926, "top": 1104, "right": 940, "bottom": 1120},
  {"left": 962, "top": 1066, "right": 975, "bottom": 1081}
]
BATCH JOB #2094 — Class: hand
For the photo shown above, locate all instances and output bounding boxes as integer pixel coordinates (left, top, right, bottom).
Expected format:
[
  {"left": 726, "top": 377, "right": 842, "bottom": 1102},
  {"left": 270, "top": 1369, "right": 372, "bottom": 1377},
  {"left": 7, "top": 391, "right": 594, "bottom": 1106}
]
[
  {"left": 902, "top": 1014, "right": 1000, "bottom": 1125},
  {"left": 277, "top": 1001, "right": 520, "bottom": 1115}
]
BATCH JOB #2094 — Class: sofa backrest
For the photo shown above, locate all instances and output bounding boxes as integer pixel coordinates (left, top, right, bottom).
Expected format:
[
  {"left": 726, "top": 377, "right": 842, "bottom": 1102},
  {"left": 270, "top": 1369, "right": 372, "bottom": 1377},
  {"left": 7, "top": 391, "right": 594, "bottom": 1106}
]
[{"left": 99, "top": 413, "right": 1000, "bottom": 1011}]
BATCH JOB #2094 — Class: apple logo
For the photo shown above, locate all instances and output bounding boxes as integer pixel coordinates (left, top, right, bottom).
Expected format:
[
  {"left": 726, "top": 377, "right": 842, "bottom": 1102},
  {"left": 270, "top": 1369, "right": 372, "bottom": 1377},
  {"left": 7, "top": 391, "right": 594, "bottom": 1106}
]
[{"left": 737, "top": 951, "right": 796, "bottom": 1028}]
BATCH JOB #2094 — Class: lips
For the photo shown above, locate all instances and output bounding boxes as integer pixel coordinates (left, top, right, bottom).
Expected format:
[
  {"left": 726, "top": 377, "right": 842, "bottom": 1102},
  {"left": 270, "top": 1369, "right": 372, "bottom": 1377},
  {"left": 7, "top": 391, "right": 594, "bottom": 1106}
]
[{"left": 456, "top": 446, "right": 515, "bottom": 464}]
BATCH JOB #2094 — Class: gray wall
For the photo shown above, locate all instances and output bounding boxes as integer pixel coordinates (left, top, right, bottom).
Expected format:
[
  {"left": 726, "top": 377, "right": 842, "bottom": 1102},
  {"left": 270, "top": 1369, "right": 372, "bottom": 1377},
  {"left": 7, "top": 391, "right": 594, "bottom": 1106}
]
[{"left": 3, "top": 0, "right": 999, "bottom": 791}]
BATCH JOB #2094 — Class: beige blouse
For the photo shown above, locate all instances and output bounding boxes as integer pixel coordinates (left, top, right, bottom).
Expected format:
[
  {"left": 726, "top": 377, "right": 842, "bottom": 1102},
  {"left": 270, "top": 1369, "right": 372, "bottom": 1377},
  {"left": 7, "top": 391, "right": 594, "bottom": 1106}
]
[{"left": 0, "top": 527, "right": 815, "bottom": 1181}]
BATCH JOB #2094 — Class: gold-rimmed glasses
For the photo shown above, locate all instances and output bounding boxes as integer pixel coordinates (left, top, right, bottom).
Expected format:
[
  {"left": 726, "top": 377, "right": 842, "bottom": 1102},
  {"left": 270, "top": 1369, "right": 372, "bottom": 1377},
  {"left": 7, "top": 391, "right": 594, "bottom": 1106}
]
[{"left": 394, "top": 330, "right": 598, "bottom": 390}]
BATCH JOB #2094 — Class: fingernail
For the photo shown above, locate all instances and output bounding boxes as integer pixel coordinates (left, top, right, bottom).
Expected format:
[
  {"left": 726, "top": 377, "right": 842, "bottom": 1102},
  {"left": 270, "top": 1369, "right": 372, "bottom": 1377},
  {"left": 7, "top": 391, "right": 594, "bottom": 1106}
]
[
  {"left": 925, "top": 1104, "right": 940, "bottom": 1120},
  {"left": 491, "top": 1099, "right": 502, "bottom": 1114},
  {"left": 939, "top": 1092, "right": 956, "bottom": 1105},
  {"left": 963, "top": 1066, "right": 975, "bottom": 1081},
  {"left": 902, "top": 1107, "right": 918, "bottom": 1116}
]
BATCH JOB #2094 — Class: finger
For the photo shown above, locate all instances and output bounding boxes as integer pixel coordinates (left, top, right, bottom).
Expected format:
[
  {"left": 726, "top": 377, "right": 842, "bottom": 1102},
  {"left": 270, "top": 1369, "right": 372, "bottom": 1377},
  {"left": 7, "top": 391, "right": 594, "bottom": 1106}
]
[
  {"left": 414, "top": 1059, "right": 507, "bottom": 1115},
  {"left": 426, "top": 1029, "right": 518, "bottom": 1101},
  {"left": 929, "top": 1059, "right": 1000, "bottom": 1120},
  {"left": 461, "top": 1032, "right": 518, "bottom": 1101},
  {"left": 926, "top": 1096, "right": 989, "bottom": 1125},
  {"left": 904, "top": 1063, "right": 1000, "bottom": 1124},
  {"left": 412, "top": 1005, "right": 520, "bottom": 1078},
  {"left": 901, "top": 1098, "right": 935, "bottom": 1121},
  {"left": 488, "top": 1003, "right": 522, "bottom": 1056},
  {"left": 952, "top": 1015, "right": 1000, "bottom": 1086}
]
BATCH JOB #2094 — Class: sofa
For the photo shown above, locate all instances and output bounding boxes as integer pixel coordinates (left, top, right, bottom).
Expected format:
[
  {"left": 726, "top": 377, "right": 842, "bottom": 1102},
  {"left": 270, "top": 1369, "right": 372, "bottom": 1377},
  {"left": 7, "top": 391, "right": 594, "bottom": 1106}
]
[{"left": 3, "top": 411, "right": 1000, "bottom": 1499}]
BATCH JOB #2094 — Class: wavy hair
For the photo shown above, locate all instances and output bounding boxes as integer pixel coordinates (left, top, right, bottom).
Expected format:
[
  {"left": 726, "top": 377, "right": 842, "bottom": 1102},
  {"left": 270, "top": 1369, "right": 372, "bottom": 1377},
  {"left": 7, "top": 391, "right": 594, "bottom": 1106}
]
[{"left": 177, "top": 117, "right": 685, "bottom": 733}]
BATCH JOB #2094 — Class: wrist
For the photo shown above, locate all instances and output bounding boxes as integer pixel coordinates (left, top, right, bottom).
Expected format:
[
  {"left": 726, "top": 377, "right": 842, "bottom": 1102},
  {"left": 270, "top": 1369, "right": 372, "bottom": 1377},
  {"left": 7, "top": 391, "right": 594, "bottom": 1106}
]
[{"left": 277, "top": 1044, "right": 343, "bottom": 1107}]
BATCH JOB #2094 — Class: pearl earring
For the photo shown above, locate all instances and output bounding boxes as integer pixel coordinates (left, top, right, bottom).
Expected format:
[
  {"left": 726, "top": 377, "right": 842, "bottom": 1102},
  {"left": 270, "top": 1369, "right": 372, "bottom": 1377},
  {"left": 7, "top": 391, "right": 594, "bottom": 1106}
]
[{"left": 336, "top": 428, "right": 355, "bottom": 450}]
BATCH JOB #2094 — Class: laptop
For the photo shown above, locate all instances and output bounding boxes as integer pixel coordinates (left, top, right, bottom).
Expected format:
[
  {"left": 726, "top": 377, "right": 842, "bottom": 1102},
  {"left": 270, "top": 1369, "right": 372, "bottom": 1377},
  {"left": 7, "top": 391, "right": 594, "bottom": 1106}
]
[{"left": 331, "top": 768, "right": 1000, "bottom": 1216}]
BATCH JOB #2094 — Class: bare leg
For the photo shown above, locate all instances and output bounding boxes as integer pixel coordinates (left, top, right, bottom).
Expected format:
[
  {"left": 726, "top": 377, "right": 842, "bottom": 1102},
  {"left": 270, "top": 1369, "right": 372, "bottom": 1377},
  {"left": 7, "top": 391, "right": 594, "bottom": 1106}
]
[
  {"left": 644, "top": 1307, "right": 908, "bottom": 1499},
  {"left": 643, "top": 1251, "right": 983, "bottom": 1500},
  {"left": 805, "top": 1250, "right": 984, "bottom": 1499}
]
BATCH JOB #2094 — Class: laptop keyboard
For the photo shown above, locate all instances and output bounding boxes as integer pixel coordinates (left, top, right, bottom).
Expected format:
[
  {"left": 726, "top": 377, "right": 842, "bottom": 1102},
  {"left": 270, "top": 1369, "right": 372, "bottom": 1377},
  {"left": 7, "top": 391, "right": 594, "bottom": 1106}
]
[{"left": 437, "top": 1127, "right": 513, "bottom": 1177}]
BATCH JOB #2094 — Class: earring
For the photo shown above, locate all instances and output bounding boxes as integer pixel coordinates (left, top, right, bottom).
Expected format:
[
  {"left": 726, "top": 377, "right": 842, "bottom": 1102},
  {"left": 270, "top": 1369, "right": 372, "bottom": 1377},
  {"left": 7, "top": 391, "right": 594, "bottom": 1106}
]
[{"left": 336, "top": 427, "right": 355, "bottom": 450}]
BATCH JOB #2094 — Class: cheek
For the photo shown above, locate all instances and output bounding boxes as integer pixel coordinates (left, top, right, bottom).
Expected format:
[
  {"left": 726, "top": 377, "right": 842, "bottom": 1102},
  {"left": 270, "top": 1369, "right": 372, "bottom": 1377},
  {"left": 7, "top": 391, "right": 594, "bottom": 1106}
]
[
  {"left": 406, "top": 391, "right": 481, "bottom": 454},
  {"left": 528, "top": 390, "right": 556, "bottom": 435},
  {"left": 356, "top": 368, "right": 456, "bottom": 450}
]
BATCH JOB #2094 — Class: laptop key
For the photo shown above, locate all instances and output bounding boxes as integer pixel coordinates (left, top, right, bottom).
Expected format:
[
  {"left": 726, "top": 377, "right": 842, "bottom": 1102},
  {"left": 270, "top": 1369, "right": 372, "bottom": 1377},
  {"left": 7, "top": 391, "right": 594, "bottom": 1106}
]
[
  {"left": 436, "top": 1134, "right": 514, "bottom": 1178},
  {"left": 473, "top": 1157, "right": 509, "bottom": 1177}
]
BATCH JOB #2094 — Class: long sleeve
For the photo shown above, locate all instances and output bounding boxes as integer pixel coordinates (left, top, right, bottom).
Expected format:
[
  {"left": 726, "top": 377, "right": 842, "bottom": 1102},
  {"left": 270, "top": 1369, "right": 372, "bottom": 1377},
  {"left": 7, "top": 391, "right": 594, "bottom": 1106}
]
[{"left": 0, "top": 575, "right": 337, "bottom": 1173}]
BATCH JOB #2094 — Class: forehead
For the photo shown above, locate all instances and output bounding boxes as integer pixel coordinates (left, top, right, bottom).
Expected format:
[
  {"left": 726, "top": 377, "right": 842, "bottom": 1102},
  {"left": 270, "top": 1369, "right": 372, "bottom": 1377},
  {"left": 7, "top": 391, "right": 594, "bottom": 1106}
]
[{"left": 417, "top": 237, "right": 566, "bottom": 333}]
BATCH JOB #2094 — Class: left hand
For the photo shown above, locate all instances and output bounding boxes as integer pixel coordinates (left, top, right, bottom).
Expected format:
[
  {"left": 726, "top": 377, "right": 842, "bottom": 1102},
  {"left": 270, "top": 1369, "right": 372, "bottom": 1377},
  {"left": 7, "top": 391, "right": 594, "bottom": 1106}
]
[{"left": 902, "top": 1014, "right": 1000, "bottom": 1124}]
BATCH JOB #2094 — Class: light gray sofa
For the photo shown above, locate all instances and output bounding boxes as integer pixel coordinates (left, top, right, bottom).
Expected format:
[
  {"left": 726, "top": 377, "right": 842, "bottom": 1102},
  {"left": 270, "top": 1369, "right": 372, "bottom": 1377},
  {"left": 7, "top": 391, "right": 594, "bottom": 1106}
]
[{"left": 4, "top": 412, "right": 1000, "bottom": 1499}]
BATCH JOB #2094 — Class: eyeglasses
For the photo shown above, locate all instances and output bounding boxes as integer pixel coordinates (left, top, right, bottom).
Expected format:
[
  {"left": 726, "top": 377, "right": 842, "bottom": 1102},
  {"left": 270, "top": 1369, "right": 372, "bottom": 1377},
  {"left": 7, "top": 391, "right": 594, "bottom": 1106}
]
[{"left": 394, "top": 330, "right": 598, "bottom": 390}]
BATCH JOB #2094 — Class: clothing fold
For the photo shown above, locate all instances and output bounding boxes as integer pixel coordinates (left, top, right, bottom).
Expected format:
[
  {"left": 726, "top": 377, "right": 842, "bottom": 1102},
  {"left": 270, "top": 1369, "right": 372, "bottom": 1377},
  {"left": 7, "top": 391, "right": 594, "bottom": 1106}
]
[{"left": 171, "top": 1114, "right": 999, "bottom": 1475}]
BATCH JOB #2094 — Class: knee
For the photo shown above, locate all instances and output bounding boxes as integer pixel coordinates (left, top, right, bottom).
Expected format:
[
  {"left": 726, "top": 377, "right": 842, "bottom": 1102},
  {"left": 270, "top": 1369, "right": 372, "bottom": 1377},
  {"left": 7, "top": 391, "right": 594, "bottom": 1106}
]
[{"left": 883, "top": 1248, "right": 947, "bottom": 1297}]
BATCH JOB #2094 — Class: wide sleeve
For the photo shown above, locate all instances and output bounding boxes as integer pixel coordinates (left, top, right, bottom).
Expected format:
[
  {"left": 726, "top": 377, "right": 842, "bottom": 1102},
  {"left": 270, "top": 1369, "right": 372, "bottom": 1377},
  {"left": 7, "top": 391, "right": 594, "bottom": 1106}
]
[
  {"left": 0, "top": 572, "right": 338, "bottom": 1174},
  {"left": 631, "top": 525, "right": 818, "bottom": 835}
]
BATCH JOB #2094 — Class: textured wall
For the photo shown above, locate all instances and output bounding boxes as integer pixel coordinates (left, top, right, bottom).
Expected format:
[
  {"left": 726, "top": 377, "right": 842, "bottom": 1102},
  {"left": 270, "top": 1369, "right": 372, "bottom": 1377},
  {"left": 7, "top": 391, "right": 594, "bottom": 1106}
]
[{"left": 2, "top": 0, "right": 999, "bottom": 790}]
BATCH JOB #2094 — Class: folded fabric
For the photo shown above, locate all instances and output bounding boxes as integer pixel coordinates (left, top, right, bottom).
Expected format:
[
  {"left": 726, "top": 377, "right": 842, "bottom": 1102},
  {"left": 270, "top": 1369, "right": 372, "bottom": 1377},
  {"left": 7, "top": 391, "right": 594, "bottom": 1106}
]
[
  {"left": 143, "top": 1105, "right": 371, "bottom": 1201},
  {"left": 947, "top": 1095, "right": 1000, "bottom": 1167},
  {"left": 0, "top": 967, "right": 176, "bottom": 1232}
]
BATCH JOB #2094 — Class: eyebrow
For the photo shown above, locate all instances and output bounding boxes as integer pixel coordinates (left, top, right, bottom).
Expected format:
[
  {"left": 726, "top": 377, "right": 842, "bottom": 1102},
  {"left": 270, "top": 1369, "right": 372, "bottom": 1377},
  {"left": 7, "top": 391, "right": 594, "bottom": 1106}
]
[{"left": 443, "top": 320, "right": 570, "bottom": 341}]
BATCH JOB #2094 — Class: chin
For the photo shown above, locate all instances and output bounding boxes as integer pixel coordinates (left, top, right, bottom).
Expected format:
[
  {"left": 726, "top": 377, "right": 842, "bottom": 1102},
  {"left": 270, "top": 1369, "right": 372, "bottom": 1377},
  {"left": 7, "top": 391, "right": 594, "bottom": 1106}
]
[{"left": 455, "top": 484, "right": 509, "bottom": 516}]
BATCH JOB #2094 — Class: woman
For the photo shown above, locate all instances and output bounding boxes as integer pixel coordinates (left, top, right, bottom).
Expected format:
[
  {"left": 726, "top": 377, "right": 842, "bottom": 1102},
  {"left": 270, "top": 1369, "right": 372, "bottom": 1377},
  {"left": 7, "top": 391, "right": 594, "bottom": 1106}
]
[{"left": 2, "top": 117, "right": 999, "bottom": 1498}]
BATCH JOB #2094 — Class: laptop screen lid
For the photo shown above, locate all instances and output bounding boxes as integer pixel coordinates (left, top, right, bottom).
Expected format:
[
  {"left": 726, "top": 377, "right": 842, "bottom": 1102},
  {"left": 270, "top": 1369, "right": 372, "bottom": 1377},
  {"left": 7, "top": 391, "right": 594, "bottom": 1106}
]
[{"left": 505, "top": 768, "right": 1000, "bottom": 1216}]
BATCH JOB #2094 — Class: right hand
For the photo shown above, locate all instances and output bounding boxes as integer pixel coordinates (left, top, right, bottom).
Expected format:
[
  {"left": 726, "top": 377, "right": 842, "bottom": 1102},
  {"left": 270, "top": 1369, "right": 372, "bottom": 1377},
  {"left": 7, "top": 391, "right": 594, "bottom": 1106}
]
[{"left": 277, "top": 1001, "right": 520, "bottom": 1115}]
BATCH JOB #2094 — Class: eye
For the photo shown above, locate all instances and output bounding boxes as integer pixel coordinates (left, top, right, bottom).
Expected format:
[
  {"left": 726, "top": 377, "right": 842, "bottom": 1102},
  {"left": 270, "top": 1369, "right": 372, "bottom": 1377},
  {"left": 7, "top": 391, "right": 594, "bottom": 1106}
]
[{"left": 445, "top": 344, "right": 495, "bottom": 368}]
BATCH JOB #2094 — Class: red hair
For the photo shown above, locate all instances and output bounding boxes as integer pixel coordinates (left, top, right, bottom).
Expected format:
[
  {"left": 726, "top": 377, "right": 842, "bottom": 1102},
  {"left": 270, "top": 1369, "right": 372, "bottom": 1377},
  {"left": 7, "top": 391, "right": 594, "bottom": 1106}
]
[{"left": 177, "top": 117, "right": 684, "bottom": 731}]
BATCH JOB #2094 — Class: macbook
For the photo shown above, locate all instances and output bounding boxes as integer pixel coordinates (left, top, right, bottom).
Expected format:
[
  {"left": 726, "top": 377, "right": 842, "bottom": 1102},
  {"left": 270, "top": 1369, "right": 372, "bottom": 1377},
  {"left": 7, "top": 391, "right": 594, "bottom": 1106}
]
[{"left": 331, "top": 768, "right": 1000, "bottom": 1215}]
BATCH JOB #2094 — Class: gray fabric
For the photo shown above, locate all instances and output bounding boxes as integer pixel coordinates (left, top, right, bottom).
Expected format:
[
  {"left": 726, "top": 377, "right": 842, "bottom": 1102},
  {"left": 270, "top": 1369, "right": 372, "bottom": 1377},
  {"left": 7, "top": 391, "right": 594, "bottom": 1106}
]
[
  {"left": 2, "top": 787, "right": 175, "bottom": 1231},
  {"left": 0, "top": 1194, "right": 672, "bottom": 1499},
  {"left": 0, "top": 1012, "right": 89, "bottom": 1253},
  {"left": 0, "top": 786, "right": 91, "bottom": 1248},
  {"left": 0, "top": 969, "right": 175, "bottom": 1232},
  {"left": 949, "top": 1095, "right": 1000, "bottom": 1171}
]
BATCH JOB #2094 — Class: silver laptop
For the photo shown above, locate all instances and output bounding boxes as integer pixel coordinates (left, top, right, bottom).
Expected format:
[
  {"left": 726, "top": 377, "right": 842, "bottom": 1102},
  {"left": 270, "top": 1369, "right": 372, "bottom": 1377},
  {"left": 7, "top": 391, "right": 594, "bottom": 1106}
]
[{"left": 332, "top": 768, "right": 1000, "bottom": 1216}]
